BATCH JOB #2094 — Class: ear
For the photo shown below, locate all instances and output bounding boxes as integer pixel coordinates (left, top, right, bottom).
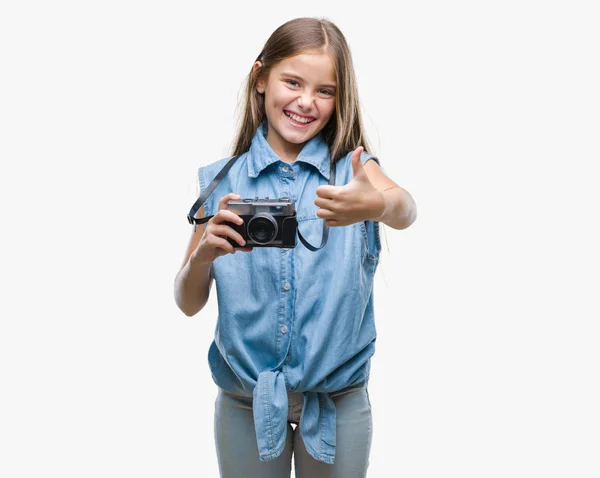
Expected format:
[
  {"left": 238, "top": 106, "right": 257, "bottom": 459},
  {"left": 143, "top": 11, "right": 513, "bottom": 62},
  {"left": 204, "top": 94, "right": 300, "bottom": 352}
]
[{"left": 253, "top": 61, "right": 265, "bottom": 94}]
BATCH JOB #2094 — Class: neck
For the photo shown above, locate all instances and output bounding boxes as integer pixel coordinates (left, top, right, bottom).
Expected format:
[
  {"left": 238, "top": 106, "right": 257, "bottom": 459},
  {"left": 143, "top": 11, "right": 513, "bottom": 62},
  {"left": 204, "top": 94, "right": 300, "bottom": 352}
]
[{"left": 265, "top": 135, "right": 305, "bottom": 164}]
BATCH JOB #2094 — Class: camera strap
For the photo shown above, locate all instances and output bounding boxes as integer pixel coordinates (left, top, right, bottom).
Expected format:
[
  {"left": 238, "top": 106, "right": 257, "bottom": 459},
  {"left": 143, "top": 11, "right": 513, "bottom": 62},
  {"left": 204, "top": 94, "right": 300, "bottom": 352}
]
[
  {"left": 187, "top": 155, "right": 336, "bottom": 251},
  {"left": 297, "top": 158, "right": 335, "bottom": 252},
  {"left": 187, "top": 155, "right": 241, "bottom": 227}
]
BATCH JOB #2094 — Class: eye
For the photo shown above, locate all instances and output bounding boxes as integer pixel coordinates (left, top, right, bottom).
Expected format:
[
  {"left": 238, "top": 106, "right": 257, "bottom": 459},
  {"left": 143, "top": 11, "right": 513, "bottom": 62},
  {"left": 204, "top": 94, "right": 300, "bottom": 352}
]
[
  {"left": 318, "top": 89, "right": 335, "bottom": 96},
  {"left": 286, "top": 79, "right": 300, "bottom": 87}
]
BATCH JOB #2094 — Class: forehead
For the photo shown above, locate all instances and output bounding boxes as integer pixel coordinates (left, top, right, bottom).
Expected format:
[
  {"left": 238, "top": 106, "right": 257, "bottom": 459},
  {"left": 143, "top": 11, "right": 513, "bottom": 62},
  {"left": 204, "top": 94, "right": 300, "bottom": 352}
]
[{"left": 273, "top": 52, "right": 336, "bottom": 84}]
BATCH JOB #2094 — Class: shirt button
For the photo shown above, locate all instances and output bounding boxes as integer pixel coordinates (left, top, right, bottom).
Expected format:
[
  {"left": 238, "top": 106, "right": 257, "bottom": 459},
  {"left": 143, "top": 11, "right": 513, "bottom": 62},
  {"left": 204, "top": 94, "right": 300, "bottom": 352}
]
[
  {"left": 283, "top": 281, "right": 290, "bottom": 291},
  {"left": 283, "top": 248, "right": 289, "bottom": 252},
  {"left": 282, "top": 165, "right": 290, "bottom": 172},
  {"left": 281, "top": 325, "right": 288, "bottom": 334}
]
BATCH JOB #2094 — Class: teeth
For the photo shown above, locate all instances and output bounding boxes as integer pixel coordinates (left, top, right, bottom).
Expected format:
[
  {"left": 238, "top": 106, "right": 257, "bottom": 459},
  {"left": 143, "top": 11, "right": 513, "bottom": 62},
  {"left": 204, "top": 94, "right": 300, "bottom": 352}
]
[{"left": 285, "top": 111, "right": 313, "bottom": 124}]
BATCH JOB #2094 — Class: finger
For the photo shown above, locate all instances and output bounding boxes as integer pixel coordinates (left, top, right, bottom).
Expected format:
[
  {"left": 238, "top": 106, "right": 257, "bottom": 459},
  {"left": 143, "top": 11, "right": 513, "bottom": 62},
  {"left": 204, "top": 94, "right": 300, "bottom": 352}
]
[
  {"left": 239, "top": 247, "right": 254, "bottom": 252},
  {"left": 352, "top": 145, "right": 364, "bottom": 161},
  {"left": 208, "top": 224, "right": 247, "bottom": 247},
  {"left": 218, "top": 193, "right": 241, "bottom": 210},
  {"left": 315, "top": 185, "right": 339, "bottom": 199},
  {"left": 210, "top": 236, "right": 236, "bottom": 255},
  {"left": 316, "top": 208, "right": 336, "bottom": 220},
  {"left": 314, "top": 196, "right": 337, "bottom": 211},
  {"left": 351, "top": 146, "right": 365, "bottom": 178},
  {"left": 211, "top": 209, "right": 245, "bottom": 226},
  {"left": 325, "top": 219, "right": 339, "bottom": 227}
]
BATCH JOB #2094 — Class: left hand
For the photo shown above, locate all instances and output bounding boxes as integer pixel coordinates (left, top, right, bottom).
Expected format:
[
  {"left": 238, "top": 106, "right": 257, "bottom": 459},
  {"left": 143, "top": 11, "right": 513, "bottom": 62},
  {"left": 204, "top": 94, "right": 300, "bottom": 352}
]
[{"left": 314, "top": 146, "right": 385, "bottom": 227}]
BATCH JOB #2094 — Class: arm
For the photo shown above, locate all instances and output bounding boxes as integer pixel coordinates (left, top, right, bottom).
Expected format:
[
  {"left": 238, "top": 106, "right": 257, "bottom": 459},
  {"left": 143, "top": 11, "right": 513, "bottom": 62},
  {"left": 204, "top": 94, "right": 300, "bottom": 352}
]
[
  {"left": 363, "top": 160, "right": 417, "bottom": 230},
  {"left": 174, "top": 205, "right": 214, "bottom": 317},
  {"left": 314, "top": 146, "right": 418, "bottom": 230},
  {"left": 174, "top": 193, "right": 253, "bottom": 317}
]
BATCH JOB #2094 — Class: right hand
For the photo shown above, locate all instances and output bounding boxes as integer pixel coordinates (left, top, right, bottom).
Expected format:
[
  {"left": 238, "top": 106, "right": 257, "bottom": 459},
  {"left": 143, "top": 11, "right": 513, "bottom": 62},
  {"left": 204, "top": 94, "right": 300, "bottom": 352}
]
[{"left": 192, "top": 193, "right": 253, "bottom": 264}]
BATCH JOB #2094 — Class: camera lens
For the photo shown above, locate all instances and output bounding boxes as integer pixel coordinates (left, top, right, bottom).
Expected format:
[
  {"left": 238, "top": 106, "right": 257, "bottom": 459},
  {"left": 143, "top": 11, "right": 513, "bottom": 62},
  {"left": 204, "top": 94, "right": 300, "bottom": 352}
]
[{"left": 247, "top": 213, "right": 278, "bottom": 245}]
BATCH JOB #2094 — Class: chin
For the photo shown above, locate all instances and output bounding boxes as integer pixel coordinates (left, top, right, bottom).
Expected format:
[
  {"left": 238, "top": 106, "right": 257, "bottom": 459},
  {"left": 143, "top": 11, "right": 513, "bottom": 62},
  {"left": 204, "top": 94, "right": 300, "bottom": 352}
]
[
  {"left": 283, "top": 132, "right": 310, "bottom": 144},
  {"left": 283, "top": 121, "right": 323, "bottom": 138}
]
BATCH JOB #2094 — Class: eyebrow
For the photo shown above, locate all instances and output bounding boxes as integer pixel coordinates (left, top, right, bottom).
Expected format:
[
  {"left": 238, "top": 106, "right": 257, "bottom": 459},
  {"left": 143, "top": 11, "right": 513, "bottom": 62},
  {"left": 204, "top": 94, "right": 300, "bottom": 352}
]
[{"left": 280, "top": 72, "right": 337, "bottom": 89}]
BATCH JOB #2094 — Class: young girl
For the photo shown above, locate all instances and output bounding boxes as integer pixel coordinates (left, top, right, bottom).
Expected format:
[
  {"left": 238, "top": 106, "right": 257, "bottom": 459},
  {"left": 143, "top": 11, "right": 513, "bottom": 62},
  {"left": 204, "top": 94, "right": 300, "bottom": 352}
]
[{"left": 175, "top": 17, "right": 416, "bottom": 478}]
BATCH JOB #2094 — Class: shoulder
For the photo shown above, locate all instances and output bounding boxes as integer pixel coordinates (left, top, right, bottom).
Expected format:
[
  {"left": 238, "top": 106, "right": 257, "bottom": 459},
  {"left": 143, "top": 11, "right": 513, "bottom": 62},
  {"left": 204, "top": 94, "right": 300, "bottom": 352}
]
[
  {"left": 198, "top": 152, "right": 250, "bottom": 186},
  {"left": 359, "top": 149, "right": 380, "bottom": 166},
  {"left": 337, "top": 149, "right": 380, "bottom": 168},
  {"left": 334, "top": 149, "right": 380, "bottom": 183},
  {"left": 196, "top": 153, "right": 250, "bottom": 216}
]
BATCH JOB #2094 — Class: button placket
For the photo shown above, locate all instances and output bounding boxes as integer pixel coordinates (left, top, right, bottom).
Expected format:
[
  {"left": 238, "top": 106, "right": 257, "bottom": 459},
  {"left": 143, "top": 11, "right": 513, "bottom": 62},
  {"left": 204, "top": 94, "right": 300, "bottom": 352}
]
[
  {"left": 279, "top": 162, "right": 296, "bottom": 179},
  {"left": 277, "top": 166, "right": 295, "bottom": 362}
]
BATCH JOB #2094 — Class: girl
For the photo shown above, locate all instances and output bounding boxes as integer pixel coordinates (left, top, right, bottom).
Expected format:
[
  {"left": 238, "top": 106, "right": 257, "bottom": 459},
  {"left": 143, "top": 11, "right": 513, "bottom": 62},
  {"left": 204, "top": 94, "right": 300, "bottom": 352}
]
[{"left": 175, "top": 16, "right": 417, "bottom": 478}]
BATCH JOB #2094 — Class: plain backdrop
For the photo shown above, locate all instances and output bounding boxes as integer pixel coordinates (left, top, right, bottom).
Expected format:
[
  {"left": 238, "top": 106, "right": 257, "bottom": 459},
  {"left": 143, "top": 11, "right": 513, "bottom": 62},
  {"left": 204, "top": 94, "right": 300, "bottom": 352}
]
[{"left": 1, "top": 1, "right": 599, "bottom": 477}]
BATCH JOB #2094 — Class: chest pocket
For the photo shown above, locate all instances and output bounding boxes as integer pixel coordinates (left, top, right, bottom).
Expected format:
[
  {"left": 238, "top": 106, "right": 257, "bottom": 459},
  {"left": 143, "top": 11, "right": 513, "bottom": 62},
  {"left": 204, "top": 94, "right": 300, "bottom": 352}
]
[
  {"left": 296, "top": 208, "right": 381, "bottom": 263},
  {"left": 295, "top": 209, "right": 324, "bottom": 248}
]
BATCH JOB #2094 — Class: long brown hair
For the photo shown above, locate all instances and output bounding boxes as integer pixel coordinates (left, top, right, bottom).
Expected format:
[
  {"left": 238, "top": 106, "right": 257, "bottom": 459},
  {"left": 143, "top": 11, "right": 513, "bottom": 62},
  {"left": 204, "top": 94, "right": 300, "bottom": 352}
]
[{"left": 231, "top": 17, "right": 374, "bottom": 163}]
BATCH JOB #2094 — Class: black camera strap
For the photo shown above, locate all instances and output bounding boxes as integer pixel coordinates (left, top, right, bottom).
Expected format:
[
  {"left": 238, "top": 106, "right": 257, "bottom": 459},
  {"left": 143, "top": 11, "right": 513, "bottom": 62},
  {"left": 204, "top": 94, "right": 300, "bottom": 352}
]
[
  {"left": 187, "top": 155, "right": 241, "bottom": 227},
  {"left": 296, "top": 157, "right": 335, "bottom": 252},
  {"left": 187, "top": 155, "right": 336, "bottom": 252}
]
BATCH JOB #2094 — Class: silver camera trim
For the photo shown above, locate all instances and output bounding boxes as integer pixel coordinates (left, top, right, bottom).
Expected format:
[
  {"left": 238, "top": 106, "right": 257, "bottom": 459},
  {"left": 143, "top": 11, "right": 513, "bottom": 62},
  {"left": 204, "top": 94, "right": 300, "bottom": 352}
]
[{"left": 226, "top": 198, "right": 295, "bottom": 216}]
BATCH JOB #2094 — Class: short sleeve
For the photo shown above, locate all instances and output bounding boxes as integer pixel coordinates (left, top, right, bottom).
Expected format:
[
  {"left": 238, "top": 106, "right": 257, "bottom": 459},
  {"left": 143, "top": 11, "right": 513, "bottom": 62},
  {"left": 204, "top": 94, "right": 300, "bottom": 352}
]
[
  {"left": 360, "top": 150, "right": 380, "bottom": 167},
  {"left": 187, "top": 167, "right": 205, "bottom": 224},
  {"left": 196, "top": 165, "right": 212, "bottom": 217},
  {"left": 187, "top": 168, "right": 200, "bottom": 204}
]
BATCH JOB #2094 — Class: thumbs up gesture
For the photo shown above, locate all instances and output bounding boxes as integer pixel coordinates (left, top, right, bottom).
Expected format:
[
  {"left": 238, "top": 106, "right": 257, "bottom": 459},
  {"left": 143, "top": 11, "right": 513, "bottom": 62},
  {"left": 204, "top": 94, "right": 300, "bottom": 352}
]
[{"left": 314, "top": 146, "right": 385, "bottom": 227}]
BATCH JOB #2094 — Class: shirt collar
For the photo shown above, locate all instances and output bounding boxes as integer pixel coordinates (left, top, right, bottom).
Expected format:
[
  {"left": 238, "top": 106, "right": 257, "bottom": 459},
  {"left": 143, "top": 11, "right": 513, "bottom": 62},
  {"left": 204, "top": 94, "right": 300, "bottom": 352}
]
[{"left": 247, "top": 120, "right": 332, "bottom": 180}]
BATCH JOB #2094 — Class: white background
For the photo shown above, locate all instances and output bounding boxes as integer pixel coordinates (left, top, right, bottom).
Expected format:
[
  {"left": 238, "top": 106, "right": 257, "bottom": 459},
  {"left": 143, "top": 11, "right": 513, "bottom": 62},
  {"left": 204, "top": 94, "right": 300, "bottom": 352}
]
[{"left": 1, "top": 1, "right": 599, "bottom": 476}]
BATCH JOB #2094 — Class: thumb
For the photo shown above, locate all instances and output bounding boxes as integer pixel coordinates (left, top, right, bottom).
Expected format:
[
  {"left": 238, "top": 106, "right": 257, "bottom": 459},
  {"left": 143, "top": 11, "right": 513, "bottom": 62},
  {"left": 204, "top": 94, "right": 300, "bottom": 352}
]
[{"left": 351, "top": 146, "right": 366, "bottom": 178}]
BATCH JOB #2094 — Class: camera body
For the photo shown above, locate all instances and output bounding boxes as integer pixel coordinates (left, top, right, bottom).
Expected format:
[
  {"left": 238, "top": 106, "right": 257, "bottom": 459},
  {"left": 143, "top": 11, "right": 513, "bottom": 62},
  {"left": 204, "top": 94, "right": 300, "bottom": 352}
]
[{"left": 225, "top": 197, "right": 298, "bottom": 248}]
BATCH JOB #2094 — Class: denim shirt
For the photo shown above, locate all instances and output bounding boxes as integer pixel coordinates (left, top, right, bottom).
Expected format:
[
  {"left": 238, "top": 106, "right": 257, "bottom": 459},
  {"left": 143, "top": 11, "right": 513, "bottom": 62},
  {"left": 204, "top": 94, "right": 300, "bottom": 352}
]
[{"left": 198, "top": 121, "right": 381, "bottom": 464}]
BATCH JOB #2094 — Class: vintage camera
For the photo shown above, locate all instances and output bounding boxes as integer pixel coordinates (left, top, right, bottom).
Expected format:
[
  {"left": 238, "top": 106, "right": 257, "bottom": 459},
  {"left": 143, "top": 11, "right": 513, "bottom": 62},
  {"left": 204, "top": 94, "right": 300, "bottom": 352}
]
[{"left": 225, "top": 197, "right": 298, "bottom": 248}]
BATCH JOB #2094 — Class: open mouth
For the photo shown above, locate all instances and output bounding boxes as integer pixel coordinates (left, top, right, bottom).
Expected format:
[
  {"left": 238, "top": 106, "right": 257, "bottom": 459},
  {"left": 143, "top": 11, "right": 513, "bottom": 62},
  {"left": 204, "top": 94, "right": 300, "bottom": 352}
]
[{"left": 284, "top": 110, "right": 315, "bottom": 126}]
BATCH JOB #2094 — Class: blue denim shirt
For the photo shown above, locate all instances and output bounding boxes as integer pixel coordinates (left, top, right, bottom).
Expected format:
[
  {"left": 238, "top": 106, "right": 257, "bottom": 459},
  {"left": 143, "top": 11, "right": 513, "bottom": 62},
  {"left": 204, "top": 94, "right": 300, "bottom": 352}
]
[{"left": 198, "top": 121, "right": 381, "bottom": 464}]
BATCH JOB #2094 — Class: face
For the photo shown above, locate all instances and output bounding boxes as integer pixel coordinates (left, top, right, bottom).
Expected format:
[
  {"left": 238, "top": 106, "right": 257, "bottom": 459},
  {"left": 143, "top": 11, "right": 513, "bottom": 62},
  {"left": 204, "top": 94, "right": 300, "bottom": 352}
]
[{"left": 254, "top": 51, "right": 337, "bottom": 161}]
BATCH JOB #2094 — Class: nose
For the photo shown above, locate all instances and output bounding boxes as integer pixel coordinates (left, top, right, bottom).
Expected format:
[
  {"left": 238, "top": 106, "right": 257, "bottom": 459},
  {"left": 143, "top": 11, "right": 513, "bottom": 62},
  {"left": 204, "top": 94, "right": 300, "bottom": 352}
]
[{"left": 297, "top": 91, "right": 315, "bottom": 109}]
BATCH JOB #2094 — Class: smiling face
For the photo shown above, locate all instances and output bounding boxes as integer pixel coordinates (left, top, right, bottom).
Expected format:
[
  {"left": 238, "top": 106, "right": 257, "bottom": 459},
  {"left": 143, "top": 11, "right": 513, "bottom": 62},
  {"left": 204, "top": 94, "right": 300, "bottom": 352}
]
[{"left": 254, "top": 51, "right": 337, "bottom": 162}]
